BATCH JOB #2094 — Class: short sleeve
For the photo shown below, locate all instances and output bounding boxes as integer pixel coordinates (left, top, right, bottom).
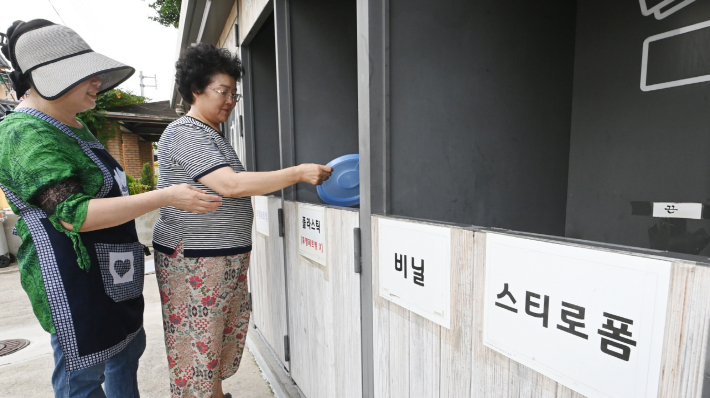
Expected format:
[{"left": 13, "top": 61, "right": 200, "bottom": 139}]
[
  {"left": 169, "top": 123, "right": 231, "bottom": 181},
  {"left": 0, "top": 115, "right": 100, "bottom": 271},
  {"left": 0, "top": 113, "right": 98, "bottom": 226}
]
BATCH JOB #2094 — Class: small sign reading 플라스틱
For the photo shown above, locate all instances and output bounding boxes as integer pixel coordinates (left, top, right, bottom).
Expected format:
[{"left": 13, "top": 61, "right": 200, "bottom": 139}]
[
  {"left": 298, "top": 203, "right": 326, "bottom": 265},
  {"left": 254, "top": 196, "right": 270, "bottom": 236}
]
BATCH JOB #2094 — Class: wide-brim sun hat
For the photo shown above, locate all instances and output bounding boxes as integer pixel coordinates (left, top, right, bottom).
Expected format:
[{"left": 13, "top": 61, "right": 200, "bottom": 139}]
[{"left": 0, "top": 19, "right": 134, "bottom": 100}]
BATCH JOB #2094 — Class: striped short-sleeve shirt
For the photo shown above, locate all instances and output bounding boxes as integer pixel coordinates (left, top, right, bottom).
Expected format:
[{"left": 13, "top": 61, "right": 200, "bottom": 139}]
[{"left": 152, "top": 116, "right": 253, "bottom": 257}]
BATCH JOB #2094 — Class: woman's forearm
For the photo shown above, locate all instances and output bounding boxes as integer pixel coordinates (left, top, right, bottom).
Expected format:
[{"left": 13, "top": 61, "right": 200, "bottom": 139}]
[
  {"left": 199, "top": 164, "right": 332, "bottom": 197},
  {"left": 59, "top": 184, "right": 222, "bottom": 232},
  {"left": 200, "top": 167, "right": 300, "bottom": 197},
  {"left": 60, "top": 189, "right": 168, "bottom": 232},
  {"left": 228, "top": 168, "right": 301, "bottom": 197}
]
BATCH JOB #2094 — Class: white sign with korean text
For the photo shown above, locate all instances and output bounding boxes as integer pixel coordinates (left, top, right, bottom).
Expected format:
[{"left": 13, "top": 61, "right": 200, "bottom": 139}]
[
  {"left": 652, "top": 202, "right": 702, "bottom": 219},
  {"left": 483, "top": 233, "right": 671, "bottom": 398},
  {"left": 254, "top": 196, "right": 270, "bottom": 236},
  {"left": 298, "top": 203, "right": 326, "bottom": 265},
  {"left": 378, "top": 218, "right": 451, "bottom": 329}
]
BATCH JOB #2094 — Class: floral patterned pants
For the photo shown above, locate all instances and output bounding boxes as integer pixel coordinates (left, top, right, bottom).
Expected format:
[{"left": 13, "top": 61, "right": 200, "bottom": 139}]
[{"left": 155, "top": 241, "right": 251, "bottom": 398}]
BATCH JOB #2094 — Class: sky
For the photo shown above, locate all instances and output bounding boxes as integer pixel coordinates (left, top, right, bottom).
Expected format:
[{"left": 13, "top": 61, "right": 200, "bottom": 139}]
[{"left": 1, "top": 0, "right": 179, "bottom": 101}]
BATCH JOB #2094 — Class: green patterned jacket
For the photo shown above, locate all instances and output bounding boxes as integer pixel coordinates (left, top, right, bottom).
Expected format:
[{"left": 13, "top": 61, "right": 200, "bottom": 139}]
[{"left": 0, "top": 111, "right": 103, "bottom": 333}]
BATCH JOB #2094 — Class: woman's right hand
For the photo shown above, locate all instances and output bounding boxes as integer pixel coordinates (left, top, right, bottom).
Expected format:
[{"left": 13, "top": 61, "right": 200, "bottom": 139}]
[
  {"left": 297, "top": 164, "right": 333, "bottom": 185},
  {"left": 163, "top": 184, "right": 222, "bottom": 214}
]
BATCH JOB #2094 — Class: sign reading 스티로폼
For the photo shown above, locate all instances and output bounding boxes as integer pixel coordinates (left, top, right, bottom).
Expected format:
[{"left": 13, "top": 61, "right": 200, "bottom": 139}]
[
  {"left": 378, "top": 218, "right": 451, "bottom": 329},
  {"left": 298, "top": 203, "right": 326, "bottom": 265},
  {"left": 254, "top": 196, "right": 269, "bottom": 236},
  {"left": 483, "top": 233, "right": 671, "bottom": 398}
]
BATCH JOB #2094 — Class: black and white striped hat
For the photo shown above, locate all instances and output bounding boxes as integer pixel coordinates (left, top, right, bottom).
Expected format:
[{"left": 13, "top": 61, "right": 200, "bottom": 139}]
[{"left": 0, "top": 19, "right": 134, "bottom": 100}]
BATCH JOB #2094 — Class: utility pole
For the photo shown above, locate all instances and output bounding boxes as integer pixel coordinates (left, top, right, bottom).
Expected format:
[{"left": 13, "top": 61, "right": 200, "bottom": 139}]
[{"left": 139, "top": 71, "right": 157, "bottom": 97}]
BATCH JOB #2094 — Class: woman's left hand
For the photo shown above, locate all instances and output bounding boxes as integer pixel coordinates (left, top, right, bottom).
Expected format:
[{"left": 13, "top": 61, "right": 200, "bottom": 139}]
[{"left": 163, "top": 184, "right": 223, "bottom": 213}]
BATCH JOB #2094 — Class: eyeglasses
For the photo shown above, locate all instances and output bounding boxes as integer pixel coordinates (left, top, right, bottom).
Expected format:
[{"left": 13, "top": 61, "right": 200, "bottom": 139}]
[{"left": 208, "top": 86, "right": 241, "bottom": 102}]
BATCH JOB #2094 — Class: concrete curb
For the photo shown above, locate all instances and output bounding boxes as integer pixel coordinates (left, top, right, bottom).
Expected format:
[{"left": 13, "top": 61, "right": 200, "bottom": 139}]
[{"left": 246, "top": 326, "right": 304, "bottom": 398}]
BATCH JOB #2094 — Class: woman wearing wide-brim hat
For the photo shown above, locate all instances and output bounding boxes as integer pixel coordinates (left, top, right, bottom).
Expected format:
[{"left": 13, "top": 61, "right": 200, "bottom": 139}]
[{"left": 0, "top": 19, "right": 222, "bottom": 397}]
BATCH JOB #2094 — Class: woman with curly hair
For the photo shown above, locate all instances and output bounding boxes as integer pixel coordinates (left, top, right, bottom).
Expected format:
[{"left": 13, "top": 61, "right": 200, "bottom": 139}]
[{"left": 154, "top": 43, "right": 332, "bottom": 398}]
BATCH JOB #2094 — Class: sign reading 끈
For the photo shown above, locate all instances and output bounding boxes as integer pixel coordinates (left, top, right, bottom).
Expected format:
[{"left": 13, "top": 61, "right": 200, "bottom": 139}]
[
  {"left": 298, "top": 203, "right": 326, "bottom": 265},
  {"left": 652, "top": 202, "right": 702, "bottom": 219},
  {"left": 483, "top": 232, "right": 671, "bottom": 398},
  {"left": 254, "top": 196, "right": 269, "bottom": 236},
  {"left": 378, "top": 218, "right": 451, "bottom": 328}
]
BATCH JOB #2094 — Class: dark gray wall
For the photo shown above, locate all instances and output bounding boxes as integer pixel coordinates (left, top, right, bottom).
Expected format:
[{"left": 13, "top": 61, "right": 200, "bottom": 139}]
[
  {"left": 388, "top": 0, "right": 577, "bottom": 235},
  {"left": 289, "top": 0, "right": 359, "bottom": 204},
  {"left": 566, "top": 1, "right": 710, "bottom": 251},
  {"left": 250, "top": 14, "right": 282, "bottom": 196}
]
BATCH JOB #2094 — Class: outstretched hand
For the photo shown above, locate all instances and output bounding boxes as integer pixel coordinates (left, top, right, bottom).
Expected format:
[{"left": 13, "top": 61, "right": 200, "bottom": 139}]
[
  {"left": 298, "top": 164, "right": 333, "bottom": 185},
  {"left": 164, "top": 184, "right": 222, "bottom": 213}
]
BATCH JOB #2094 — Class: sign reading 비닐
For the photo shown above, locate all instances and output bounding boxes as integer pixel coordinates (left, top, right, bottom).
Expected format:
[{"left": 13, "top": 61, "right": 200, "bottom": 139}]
[
  {"left": 254, "top": 196, "right": 269, "bottom": 236},
  {"left": 298, "top": 203, "right": 326, "bottom": 265},
  {"left": 378, "top": 218, "right": 451, "bottom": 328},
  {"left": 483, "top": 233, "right": 671, "bottom": 398}
]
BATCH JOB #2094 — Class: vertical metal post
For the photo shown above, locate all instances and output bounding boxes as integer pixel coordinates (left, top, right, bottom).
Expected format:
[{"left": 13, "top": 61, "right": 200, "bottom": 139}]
[
  {"left": 275, "top": 0, "right": 297, "bottom": 201},
  {"left": 240, "top": 46, "right": 257, "bottom": 172},
  {"left": 274, "top": 0, "right": 295, "bottom": 370},
  {"left": 357, "top": 0, "right": 390, "bottom": 396}
]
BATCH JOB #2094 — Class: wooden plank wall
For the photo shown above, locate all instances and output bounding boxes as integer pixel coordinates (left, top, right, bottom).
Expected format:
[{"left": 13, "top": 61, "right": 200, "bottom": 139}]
[
  {"left": 239, "top": 0, "right": 271, "bottom": 45},
  {"left": 658, "top": 262, "right": 710, "bottom": 397},
  {"left": 218, "top": 2, "right": 239, "bottom": 51},
  {"left": 284, "top": 201, "right": 363, "bottom": 398},
  {"left": 249, "top": 196, "right": 288, "bottom": 366},
  {"left": 371, "top": 215, "right": 710, "bottom": 398}
]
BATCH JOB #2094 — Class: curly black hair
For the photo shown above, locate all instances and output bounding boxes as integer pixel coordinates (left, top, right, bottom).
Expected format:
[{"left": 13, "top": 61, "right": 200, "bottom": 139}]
[{"left": 175, "top": 43, "right": 242, "bottom": 104}]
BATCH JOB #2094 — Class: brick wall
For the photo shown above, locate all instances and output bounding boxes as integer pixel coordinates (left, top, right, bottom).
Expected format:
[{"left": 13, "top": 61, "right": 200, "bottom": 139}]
[
  {"left": 122, "top": 133, "right": 143, "bottom": 179},
  {"left": 97, "top": 122, "right": 154, "bottom": 182},
  {"left": 139, "top": 141, "right": 154, "bottom": 169},
  {"left": 100, "top": 122, "right": 124, "bottom": 170}
]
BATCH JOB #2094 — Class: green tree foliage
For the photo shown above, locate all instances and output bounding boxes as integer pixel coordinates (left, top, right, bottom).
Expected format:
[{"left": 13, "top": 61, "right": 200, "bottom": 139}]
[
  {"left": 78, "top": 89, "right": 146, "bottom": 135},
  {"left": 126, "top": 173, "right": 143, "bottom": 195},
  {"left": 128, "top": 181, "right": 152, "bottom": 195},
  {"left": 148, "top": 0, "right": 182, "bottom": 28},
  {"left": 126, "top": 163, "right": 157, "bottom": 195},
  {"left": 141, "top": 162, "right": 155, "bottom": 190}
]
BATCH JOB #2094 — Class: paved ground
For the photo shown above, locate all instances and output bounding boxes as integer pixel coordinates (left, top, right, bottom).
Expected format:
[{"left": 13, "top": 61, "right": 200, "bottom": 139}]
[{"left": 0, "top": 261, "right": 275, "bottom": 398}]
